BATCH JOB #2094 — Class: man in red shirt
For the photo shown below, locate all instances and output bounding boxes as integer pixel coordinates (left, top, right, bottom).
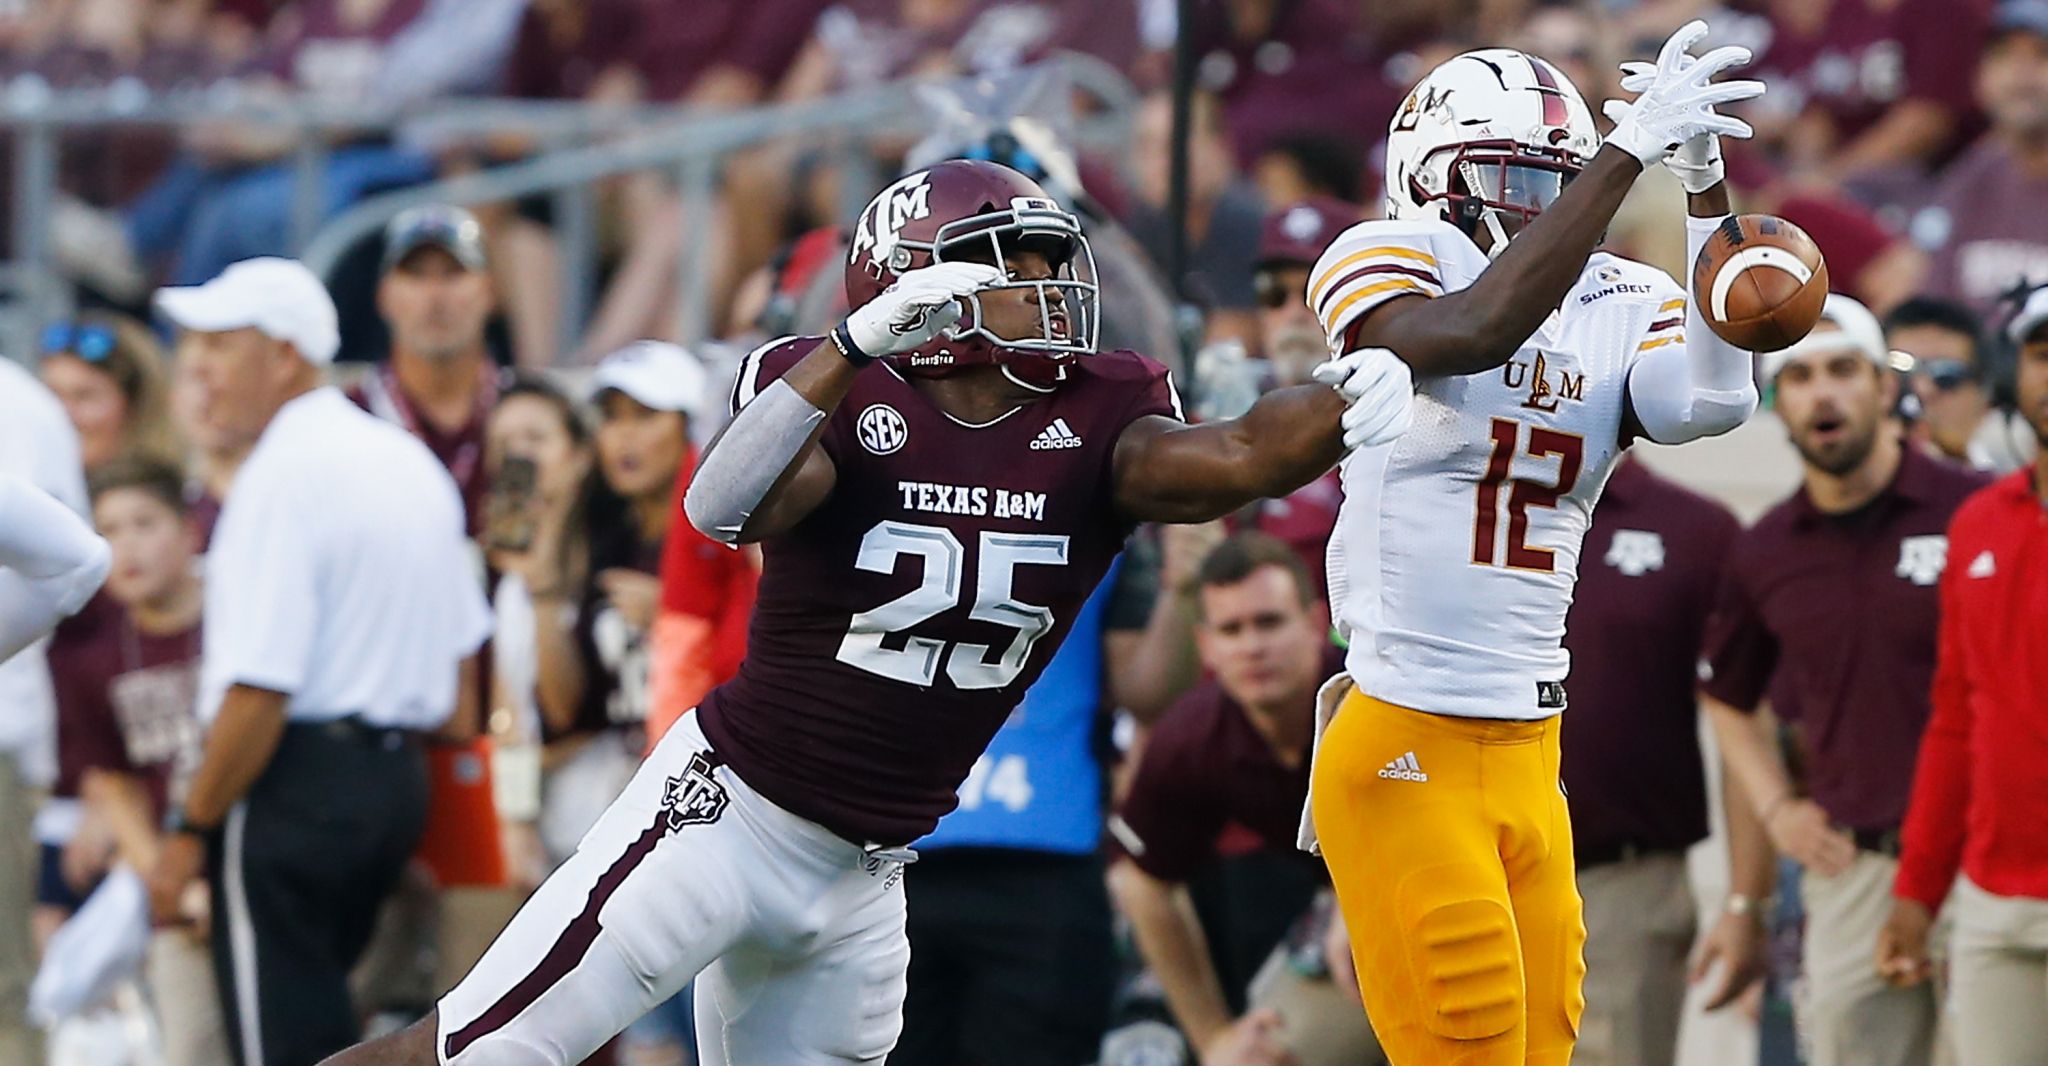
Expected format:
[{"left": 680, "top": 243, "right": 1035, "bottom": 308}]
[{"left": 1879, "top": 289, "right": 2048, "bottom": 1065}]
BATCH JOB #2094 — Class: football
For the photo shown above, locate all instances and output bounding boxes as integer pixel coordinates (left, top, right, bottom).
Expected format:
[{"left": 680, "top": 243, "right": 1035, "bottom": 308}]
[{"left": 1691, "top": 214, "right": 1830, "bottom": 353}]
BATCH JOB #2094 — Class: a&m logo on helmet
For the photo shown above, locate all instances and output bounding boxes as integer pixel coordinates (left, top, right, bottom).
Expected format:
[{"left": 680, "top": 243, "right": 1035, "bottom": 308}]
[{"left": 850, "top": 170, "right": 934, "bottom": 278}]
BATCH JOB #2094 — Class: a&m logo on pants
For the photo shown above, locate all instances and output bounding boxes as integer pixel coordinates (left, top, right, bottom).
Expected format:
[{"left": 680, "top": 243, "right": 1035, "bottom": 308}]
[{"left": 662, "top": 752, "right": 730, "bottom": 833}]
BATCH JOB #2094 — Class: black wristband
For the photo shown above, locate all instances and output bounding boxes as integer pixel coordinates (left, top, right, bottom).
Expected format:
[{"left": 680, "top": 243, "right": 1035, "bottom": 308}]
[{"left": 829, "top": 324, "right": 875, "bottom": 368}]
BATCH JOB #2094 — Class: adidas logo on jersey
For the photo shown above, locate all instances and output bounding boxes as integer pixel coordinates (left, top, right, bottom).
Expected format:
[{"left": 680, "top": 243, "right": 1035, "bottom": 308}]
[
  {"left": 1378, "top": 752, "right": 1428, "bottom": 782},
  {"left": 1030, "top": 418, "right": 1085, "bottom": 450}
]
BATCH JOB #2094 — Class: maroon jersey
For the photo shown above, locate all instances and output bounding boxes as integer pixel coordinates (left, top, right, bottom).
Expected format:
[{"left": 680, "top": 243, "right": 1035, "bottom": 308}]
[
  {"left": 47, "top": 602, "right": 204, "bottom": 818},
  {"left": 697, "top": 338, "right": 1183, "bottom": 845}
]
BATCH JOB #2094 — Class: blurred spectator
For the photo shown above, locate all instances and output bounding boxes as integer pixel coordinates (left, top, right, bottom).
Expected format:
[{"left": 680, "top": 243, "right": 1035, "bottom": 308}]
[
  {"left": 1880, "top": 316, "right": 2048, "bottom": 1065},
  {"left": 1108, "top": 533, "right": 1381, "bottom": 1066},
  {"left": 778, "top": 0, "right": 1137, "bottom": 100},
  {"left": 1559, "top": 458, "right": 1765, "bottom": 1066},
  {"left": 1746, "top": 0, "right": 1989, "bottom": 194},
  {"left": 1251, "top": 197, "right": 1359, "bottom": 388},
  {"left": 56, "top": 0, "right": 525, "bottom": 293},
  {"left": 167, "top": 340, "right": 248, "bottom": 545},
  {"left": 642, "top": 471, "right": 757, "bottom": 748},
  {"left": 1126, "top": 89, "right": 1264, "bottom": 345},
  {"left": 1884, "top": 296, "right": 2032, "bottom": 471},
  {"left": 1917, "top": 1, "right": 2048, "bottom": 311},
  {"left": 348, "top": 205, "right": 504, "bottom": 527},
  {"left": 0, "top": 349, "right": 90, "bottom": 1066},
  {"left": 145, "top": 257, "right": 490, "bottom": 1066},
  {"left": 894, "top": 569, "right": 1122, "bottom": 1066},
  {"left": 1250, "top": 134, "right": 1365, "bottom": 214},
  {"left": 44, "top": 458, "right": 224, "bottom": 1066},
  {"left": 37, "top": 314, "right": 183, "bottom": 474},
  {"left": 530, "top": 342, "right": 701, "bottom": 865},
  {"left": 478, "top": 376, "right": 595, "bottom": 887},
  {"left": 1175, "top": 0, "right": 1408, "bottom": 172},
  {"left": 1702, "top": 296, "right": 1987, "bottom": 1066},
  {"left": 1104, "top": 521, "right": 1225, "bottom": 723}
]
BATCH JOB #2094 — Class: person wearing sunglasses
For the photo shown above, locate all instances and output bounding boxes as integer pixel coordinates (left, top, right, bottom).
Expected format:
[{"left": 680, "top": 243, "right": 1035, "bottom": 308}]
[
  {"left": 1883, "top": 297, "right": 2032, "bottom": 473},
  {"left": 37, "top": 314, "right": 181, "bottom": 475}
]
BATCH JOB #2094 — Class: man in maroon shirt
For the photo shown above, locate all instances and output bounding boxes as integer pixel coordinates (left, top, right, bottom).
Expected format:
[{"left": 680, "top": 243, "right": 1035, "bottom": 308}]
[
  {"left": 1109, "top": 533, "right": 1381, "bottom": 1066},
  {"left": 1701, "top": 296, "right": 1988, "bottom": 1066},
  {"left": 1919, "top": 2, "right": 2048, "bottom": 311},
  {"left": 1877, "top": 298, "right": 2048, "bottom": 1065},
  {"left": 1560, "top": 457, "right": 1767, "bottom": 1066}
]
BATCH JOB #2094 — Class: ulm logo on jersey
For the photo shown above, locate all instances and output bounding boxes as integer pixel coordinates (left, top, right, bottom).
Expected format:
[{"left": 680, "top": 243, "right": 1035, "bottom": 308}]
[
  {"left": 1504, "top": 351, "right": 1585, "bottom": 412},
  {"left": 850, "top": 171, "right": 933, "bottom": 276},
  {"left": 858, "top": 404, "right": 910, "bottom": 455},
  {"left": 1896, "top": 535, "right": 1948, "bottom": 586},
  {"left": 660, "top": 752, "right": 729, "bottom": 833},
  {"left": 1604, "top": 530, "right": 1666, "bottom": 576}
]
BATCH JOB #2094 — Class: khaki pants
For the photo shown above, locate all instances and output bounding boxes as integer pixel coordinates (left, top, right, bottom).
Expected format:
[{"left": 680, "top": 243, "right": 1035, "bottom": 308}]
[
  {"left": 1800, "top": 852, "right": 1937, "bottom": 1066},
  {"left": 0, "top": 753, "right": 42, "bottom": 1066},
  {"left": 1946, "top": 877, "right": 2048, "bottom": 1066},
  {"left": 1247, "top": 929, "right": 1387, "bottom": 1066},
  {"left": 147, "top": 928, "right": 227, "bottom": 1066},
  {"left": 1576, "top": 852, "right": 1696, "bottom": 1066}
]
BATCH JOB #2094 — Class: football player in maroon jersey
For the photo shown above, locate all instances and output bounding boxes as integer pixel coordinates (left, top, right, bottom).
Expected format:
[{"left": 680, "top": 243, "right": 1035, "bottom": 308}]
[{"left": 323, "top": 159, "right": 1412, "bottom": 1066}]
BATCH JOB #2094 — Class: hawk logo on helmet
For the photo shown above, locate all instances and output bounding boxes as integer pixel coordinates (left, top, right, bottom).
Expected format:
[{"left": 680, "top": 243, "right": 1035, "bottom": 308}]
[{"left": 850, "top": 171, "right": 935, "bottom": 278}]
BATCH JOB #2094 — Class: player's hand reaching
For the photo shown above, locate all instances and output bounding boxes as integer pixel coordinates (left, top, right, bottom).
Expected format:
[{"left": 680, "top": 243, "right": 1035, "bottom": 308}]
[
  {"left": 841, "top": 261, "right": 1005, "bottom": 358},
  {"left": 1603, "top": 61, "right": 1727, "bottom": 193},
  {"left": 1603, "top": 20, "right": 1763, "bottom": 169},
  {"left": 1312, "top": 347, "right": 1413, "bottom": 451}
]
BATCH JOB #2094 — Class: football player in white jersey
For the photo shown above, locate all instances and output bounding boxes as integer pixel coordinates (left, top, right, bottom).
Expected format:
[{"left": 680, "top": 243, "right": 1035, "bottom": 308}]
[
  {"left": 1297, "top": 21, "right": 1766, "bottom": 1066},
  {"left": 0, "top": 473, "right": 109, "bottom": 662}
]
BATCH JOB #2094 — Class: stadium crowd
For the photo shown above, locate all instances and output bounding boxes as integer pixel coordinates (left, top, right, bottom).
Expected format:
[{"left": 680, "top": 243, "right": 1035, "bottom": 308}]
[{"left": 0, "top": 1, "right": 2044, "bottom": 1066}]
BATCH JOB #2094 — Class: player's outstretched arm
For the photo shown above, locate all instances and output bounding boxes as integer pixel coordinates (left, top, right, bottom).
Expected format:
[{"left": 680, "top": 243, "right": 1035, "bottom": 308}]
[
  {"left": 686, "top": 263, "right": 1002, "bottom": 543},
  {"left": 1607, "top": 77, "right": 1762, "bottom": 444},
  {"left": 0, "top": 474, "right": 110, "bottom": 661},
  {"left": 1346, "top": 20, "right": 1761, "bottom": 379},
  {"left": 1111, "top": 386, "right": 1349, "bottom": 523}
]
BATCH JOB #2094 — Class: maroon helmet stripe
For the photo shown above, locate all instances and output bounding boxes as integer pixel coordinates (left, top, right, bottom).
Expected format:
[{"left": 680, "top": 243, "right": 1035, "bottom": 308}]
[
  {"left": 442, "top": 811, "right": 670, "bottom": 1059},
  {"left": 1314, "top": 264, "right": 1442, "bottom": 317},
  {"left": 1527, "top": 57, "right": 1569, "bottom": 128}
]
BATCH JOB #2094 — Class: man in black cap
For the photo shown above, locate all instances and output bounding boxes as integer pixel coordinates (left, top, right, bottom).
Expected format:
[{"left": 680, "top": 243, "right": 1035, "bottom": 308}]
[{"left": 347, "top": 205, "right": 502, "bottom": 525}]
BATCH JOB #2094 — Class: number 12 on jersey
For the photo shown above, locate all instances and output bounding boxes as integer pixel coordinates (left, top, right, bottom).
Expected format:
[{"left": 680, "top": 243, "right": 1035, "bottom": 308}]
[{"left": 1473, "top": 417, "right": 1585, "bottom": 572}]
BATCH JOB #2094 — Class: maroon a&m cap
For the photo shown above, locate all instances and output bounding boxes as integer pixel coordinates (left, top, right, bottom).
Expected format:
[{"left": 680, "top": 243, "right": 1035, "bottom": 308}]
[{"left": 1257, "top": 197, "right": 1363, "bottom": 272}]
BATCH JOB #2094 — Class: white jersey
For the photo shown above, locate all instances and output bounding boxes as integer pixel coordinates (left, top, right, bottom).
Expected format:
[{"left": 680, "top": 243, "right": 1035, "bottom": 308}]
[{"left": 1313, "top": 218, "right": 1686, "bottom": 721}]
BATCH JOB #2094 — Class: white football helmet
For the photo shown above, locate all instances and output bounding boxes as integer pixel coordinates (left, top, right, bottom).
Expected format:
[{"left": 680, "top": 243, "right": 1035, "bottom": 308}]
[{"left": 1384, "top": 48, "right": 1599, "bottom": 257}]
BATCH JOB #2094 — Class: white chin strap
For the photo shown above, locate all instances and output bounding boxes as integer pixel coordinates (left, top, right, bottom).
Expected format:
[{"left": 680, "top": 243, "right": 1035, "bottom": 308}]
[
  {"left": 1001, "top": 362, "right": 1061, "bottom": 394},
  {"left": 1480, "top": 209, "right": 1514, "bottom": 260}
]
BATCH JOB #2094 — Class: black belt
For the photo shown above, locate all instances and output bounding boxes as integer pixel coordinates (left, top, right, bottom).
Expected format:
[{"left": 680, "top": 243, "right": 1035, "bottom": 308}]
[
  {"left": 296, "top": 715, "right": 417, "bottom": 749},
  {"left": 1851, "top": 826, "right": 1903, "bottom": 858},
  {"left": 1576, "top": 840, "right": 1688, "bottom": 869}
]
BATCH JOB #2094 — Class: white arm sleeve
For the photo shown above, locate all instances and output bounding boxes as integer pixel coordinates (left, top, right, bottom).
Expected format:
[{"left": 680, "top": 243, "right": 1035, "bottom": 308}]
[
  {"left": 0, "top": 475, "right": 110, "bottom": 661},
  {"left": 683, "top": 378, "right": 827, "bottom": 545},
  {"left": 1625, "top": 215, "right": 1760, "bottom": 444}
]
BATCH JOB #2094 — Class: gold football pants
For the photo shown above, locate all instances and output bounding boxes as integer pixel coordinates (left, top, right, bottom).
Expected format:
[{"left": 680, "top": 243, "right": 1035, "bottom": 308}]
[{"left": 1309, "top": 686, "right": 1586, "bottom": 1066}]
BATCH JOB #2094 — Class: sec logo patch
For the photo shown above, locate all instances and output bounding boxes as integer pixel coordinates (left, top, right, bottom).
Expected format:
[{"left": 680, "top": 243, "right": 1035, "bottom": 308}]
[{"left": 858, "top": 404, "right": 909, "bottom": 455}]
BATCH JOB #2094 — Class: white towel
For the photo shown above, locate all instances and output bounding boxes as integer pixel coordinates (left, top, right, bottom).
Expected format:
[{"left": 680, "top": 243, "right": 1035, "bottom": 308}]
[{"left": 1296, "top": 673, "right": 1356, "bottom": 855}]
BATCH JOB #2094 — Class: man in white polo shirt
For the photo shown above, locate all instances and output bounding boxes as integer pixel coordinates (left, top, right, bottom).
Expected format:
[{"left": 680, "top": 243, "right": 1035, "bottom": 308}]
[{"left": 141, "top": 257, "right": 493, "bottom": 1066}]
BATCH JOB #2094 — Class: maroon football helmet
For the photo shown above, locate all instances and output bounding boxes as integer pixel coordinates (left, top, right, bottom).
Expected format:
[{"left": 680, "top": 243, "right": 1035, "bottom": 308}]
[{"left": 845, "top": 159, "right": 1099, "bottom": 391}]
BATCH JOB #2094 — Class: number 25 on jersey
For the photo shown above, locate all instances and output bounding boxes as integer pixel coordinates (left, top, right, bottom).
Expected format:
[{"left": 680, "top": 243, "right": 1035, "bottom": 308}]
[
  {"left": 837, "top": 521, "right": 1070, "bottom": 690},
  {"left": 1473, "top": 417, "right": 1585, "bottom": 572}
]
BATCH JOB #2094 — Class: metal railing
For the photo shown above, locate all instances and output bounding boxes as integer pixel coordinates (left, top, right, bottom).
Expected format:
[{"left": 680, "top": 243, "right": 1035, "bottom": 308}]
[{"left": 1, "top": 53, "right": 1140, "bottom": 361}]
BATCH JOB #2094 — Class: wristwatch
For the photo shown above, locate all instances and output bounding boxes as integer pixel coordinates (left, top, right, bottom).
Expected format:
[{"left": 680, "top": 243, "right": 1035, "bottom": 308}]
[
  {"left": 1725, "top": 893, "right": 1765, "bottom": 919},
  {"left": 163, "top": 807, "right": 213, "bottom": 837}
]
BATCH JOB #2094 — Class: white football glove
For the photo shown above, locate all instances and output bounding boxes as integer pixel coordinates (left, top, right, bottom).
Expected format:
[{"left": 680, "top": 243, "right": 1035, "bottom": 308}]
[
  {"left": 1604, "top": 60, "right": 1724, "bottom": 193},
  {"left": 1603, "top": 20, "right": 1763, "bottom": 169},
  {"left": 842, "top": 262, "right": 1006, "bottom": 358},
  {"left": 1311, "top": 348, "right": 1414, "bottom": 451}
]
